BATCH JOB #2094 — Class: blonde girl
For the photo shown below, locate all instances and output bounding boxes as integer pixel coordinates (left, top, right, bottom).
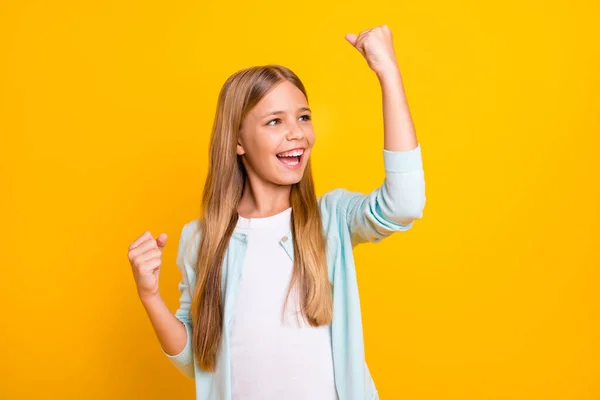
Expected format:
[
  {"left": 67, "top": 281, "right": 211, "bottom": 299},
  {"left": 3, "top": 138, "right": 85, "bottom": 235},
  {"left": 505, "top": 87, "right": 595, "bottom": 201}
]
[{"left": 127, "top": 24, "right": 426, "bottom": 399}]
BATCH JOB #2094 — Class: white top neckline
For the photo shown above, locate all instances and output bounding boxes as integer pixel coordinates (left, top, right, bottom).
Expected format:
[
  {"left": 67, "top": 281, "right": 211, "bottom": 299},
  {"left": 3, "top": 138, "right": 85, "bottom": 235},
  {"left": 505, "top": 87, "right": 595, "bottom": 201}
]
[{"left": 235, "top": 207, "right": 292, "bottom": 230}]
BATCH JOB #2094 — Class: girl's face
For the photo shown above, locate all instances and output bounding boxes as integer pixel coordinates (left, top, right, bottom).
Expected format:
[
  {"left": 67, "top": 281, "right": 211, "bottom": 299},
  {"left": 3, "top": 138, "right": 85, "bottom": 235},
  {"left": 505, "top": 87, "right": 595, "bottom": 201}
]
[{"left": 237, "top": 80, "right": 315, "bottom": 186}]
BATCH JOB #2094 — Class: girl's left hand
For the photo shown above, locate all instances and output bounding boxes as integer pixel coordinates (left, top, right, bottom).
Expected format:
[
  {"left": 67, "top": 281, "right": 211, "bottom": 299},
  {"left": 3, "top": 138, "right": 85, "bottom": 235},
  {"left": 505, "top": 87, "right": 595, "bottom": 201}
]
[{"left": 345, "top": 24, "right": 399, "bottom": 76}]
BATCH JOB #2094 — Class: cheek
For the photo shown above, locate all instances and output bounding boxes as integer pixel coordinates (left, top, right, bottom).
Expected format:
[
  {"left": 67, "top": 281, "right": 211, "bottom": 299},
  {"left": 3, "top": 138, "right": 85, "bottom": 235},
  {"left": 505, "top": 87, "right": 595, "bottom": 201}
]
[
  {"left": 245, "top": 137, "right": 278, "bottom": 167},
  {"left": 254, "top": 137, "right": 279, "bottom": 157},
  {"left": 306, "top": 129, "right": 316, "bottom": 146}
]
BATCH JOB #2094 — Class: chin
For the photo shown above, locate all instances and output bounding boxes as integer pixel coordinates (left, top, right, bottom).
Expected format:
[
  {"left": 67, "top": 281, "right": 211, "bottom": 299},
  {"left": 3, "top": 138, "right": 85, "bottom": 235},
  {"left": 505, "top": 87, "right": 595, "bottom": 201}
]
[{"left": 274, "top": 172, "right": 304, "bottom": 186}]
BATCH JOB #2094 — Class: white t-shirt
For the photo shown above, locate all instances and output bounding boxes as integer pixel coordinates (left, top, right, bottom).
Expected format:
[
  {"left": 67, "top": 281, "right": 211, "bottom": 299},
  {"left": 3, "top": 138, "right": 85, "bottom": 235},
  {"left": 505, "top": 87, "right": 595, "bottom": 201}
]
[{"left": 230, "top": 206, "right": 338, "bottom": 399}]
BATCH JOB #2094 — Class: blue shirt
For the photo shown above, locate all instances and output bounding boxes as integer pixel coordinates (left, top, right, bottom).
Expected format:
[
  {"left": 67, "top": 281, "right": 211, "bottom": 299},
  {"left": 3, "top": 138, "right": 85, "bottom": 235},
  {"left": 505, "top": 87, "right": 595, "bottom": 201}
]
[{"left": 164, "top": 143, "right": 426, "bottom": 399}]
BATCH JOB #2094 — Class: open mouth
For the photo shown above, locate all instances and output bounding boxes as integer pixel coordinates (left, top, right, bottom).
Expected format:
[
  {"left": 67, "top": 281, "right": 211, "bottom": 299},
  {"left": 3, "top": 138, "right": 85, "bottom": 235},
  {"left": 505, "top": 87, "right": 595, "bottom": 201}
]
[{"left": 276, "top": 149, "right": 304, "bottom": 168}]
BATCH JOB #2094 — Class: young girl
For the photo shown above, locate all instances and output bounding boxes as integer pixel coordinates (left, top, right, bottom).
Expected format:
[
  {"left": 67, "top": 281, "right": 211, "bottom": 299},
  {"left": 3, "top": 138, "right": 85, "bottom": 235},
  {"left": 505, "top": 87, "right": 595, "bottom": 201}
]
[{"left": 127, "top": 24, "right": 425, "bottom": 400}]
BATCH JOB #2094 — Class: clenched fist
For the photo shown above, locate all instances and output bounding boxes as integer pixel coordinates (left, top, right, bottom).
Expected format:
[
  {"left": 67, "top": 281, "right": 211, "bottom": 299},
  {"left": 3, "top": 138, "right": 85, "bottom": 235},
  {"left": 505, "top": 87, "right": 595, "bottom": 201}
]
[
  {"left": 345, "top": 24, "right": 399, "bottom": 76},
  {"left": 127, "top": 231, "right": 168, "bottom": 301}
]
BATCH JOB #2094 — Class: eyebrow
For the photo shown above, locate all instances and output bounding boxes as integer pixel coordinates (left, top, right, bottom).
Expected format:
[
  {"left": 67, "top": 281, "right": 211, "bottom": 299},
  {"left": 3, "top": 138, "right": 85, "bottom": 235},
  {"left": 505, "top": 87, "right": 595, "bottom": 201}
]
[{"left": 261, "top": 107, "right": 311, "bottom": 118}]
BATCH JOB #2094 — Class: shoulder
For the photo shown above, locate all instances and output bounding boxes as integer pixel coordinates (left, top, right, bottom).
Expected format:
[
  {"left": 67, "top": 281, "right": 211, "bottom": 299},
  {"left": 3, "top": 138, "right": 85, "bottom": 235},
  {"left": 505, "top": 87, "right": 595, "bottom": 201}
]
[
  {"left": 318, "top": 188, "right": 363, "bottom": 219},
  {"left": 181, "top": 218, "right": 201, "bottom": 240},
  {"left": 317, "top": 188, "right": 362, "bottom": 235},
  {"left": 176, "top": 218, "right": 202, "bottom": 273}
]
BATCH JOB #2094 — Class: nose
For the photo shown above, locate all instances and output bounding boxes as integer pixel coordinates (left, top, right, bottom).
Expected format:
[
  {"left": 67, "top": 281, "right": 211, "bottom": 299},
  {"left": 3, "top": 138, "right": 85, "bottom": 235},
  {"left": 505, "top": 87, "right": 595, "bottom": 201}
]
[{"left": 286, "top": 121, "right": 305, "bottom": 141}]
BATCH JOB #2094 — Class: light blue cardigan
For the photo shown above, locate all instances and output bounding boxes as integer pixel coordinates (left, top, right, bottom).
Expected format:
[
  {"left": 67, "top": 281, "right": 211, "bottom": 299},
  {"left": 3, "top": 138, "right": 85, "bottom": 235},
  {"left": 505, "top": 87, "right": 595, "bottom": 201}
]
[{"left": 164, "top": 143, "right": 426, "bottom": 399}]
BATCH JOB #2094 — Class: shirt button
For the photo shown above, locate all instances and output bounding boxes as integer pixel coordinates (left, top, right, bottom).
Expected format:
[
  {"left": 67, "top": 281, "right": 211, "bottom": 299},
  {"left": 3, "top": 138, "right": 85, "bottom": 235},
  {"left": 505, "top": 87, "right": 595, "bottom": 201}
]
[{"left": 281, "top": 236, "right": 288, "bottom": 242}]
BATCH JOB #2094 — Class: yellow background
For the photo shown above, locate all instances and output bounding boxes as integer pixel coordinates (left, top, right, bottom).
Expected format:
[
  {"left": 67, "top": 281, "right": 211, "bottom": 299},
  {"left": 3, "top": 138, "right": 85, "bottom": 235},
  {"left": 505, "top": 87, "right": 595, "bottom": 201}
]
[{"left": 1, "top": 0, "right": 598, "bottom": 398}]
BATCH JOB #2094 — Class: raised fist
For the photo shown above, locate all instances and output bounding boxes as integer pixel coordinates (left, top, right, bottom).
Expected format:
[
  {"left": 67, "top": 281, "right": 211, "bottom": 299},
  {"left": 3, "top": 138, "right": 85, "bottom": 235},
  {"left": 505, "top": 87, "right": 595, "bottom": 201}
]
[
  {"left": 345, "top": 24, "right": 399, "bottom": 75},
  {"left": 127, "top": 231, "right": 167, "bottom": 301}
]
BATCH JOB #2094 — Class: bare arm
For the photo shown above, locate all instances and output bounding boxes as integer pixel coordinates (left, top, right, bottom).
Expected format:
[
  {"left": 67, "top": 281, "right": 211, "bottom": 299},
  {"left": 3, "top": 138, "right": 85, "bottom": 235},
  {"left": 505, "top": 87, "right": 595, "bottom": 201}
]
[
  {"left": 377, "top": 67, "right": 418, "bottom": 152},
  {"left": 140, "top": 294, "right": 187, "bottom": 357},
  {"left": 128, "top": 225, "right": 196, "bottom": 378},
  {"left": 346, "top": 24, "right": 419, "bottom": 152}
]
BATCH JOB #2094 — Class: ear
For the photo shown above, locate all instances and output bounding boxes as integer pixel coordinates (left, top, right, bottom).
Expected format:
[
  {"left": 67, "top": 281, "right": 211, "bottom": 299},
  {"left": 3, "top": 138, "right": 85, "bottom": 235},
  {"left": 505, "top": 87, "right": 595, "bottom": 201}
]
[
  {"left": 237, "top": 126, "right": 247, "bottom": 155},
  {"left": 237, "top": 143, "right": 245, "bottom": 156}
]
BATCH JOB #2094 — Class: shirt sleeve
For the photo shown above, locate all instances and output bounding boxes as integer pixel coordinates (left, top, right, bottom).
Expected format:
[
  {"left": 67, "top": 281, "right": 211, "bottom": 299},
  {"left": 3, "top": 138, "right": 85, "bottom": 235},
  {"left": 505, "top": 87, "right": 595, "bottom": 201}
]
[
  {"left": 329, "top": 143, "right": 426, "bottom": 247},
  {"left": 161, "top": 221, "right": 197, "bottom": 379}
]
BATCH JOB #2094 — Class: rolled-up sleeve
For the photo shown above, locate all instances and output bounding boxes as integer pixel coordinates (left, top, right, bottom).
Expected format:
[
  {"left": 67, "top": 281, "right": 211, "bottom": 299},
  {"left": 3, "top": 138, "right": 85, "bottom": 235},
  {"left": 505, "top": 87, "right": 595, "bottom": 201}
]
[
  {"left": 162, "top": 221, "right": 198, "bottom": 378},
  {"left": 333, "top": 143, "right": 426, "bottom": 247}
]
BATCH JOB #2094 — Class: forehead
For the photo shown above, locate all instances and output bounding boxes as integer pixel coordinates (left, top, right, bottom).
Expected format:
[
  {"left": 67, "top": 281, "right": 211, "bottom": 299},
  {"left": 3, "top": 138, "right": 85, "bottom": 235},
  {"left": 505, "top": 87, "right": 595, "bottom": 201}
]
[{"left": 251, "top": 80, "right": 307, "bottom": 113}]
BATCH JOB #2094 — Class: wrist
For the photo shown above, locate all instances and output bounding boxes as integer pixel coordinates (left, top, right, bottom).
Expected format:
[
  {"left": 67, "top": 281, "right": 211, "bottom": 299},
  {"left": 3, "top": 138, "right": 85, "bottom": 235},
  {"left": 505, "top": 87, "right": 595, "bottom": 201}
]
[
  {"left": 376, "top": 64, "right": 403, "bottom": 84},
  {"left": 139, "top": 292, "right": 163, "bottom": 308}
]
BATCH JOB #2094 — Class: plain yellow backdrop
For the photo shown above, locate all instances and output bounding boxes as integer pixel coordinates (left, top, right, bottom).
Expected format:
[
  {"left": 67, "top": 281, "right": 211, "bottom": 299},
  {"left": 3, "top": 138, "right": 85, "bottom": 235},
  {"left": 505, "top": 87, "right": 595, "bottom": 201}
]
[{"left": 1, "top": 0, "right": 598, "bottom": 399}]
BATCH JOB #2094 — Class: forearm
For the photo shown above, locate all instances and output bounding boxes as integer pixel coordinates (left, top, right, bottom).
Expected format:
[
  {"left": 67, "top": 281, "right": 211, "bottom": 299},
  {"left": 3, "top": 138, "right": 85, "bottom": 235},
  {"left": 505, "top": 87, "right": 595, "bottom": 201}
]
[
  {"left": 141, "top": 295, "right": 188, "bottom": 356},
  {"left": 376, "top": 67, "right": 425, "bottom": 225},
  {"left": 377, "top": 67, "right": 418, "bottom": 152}
]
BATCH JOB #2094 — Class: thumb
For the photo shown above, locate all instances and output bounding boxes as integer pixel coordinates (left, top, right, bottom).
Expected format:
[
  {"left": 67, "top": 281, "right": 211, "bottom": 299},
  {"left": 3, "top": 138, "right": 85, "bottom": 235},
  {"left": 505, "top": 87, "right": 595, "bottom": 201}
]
[
  {"left": 345, "top": 33, "right": 358, "bottom": 47},
  {"left": 156, "top": 233, "right": 168, "bottom": 249}
]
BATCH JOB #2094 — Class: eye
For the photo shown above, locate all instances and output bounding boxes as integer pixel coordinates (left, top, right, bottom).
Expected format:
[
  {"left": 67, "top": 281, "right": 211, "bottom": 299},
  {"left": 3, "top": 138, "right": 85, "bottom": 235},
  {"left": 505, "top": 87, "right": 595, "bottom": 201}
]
[{"left": 267, "top": 114, "right": 311, "bottom": 126}]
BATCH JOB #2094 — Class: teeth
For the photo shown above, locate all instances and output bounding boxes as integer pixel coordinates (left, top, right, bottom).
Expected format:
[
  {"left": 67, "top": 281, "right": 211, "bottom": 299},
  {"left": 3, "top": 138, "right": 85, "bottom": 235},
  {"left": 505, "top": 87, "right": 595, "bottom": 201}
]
[{"left": 277, "top": 149, "right": 304, "bottom": 157}]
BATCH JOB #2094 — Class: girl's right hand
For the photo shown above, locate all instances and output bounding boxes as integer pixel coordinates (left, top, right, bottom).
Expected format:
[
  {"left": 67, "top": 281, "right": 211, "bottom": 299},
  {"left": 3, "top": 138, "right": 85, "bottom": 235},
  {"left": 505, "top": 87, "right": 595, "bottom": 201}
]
[{"left": 127, "top": 231, "right": 168, "bottom": 301}]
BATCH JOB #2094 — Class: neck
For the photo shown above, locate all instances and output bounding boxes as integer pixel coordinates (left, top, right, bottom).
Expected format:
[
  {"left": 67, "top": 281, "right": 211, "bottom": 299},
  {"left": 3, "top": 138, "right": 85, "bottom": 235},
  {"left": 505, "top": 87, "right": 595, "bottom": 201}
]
[{"left": 237, "top": 175, "right": 292, "bottom": 219}]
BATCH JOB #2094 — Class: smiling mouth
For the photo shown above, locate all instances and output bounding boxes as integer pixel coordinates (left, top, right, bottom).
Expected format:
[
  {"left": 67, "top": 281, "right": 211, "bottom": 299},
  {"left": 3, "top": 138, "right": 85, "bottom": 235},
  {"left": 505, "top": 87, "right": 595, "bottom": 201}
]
[
  {"left": 276, "top": 154, "right": 301, "bottom": 165},
  {"left": 275, "top": 152, "right": 304, "bottom": 169}
]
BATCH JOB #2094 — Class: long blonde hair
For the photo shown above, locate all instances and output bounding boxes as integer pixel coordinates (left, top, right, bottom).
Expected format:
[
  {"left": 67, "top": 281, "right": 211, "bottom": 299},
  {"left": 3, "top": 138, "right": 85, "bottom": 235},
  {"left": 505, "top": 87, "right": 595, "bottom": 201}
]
[{"left": 190, "top": 65, "right": 333, "bottom": 372}]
